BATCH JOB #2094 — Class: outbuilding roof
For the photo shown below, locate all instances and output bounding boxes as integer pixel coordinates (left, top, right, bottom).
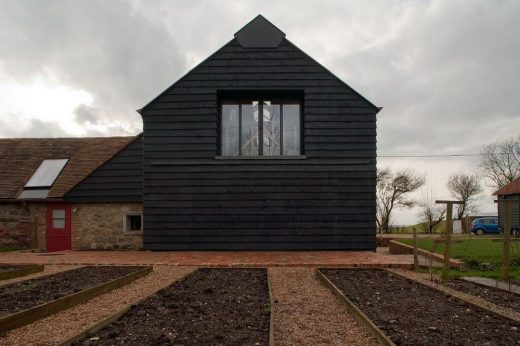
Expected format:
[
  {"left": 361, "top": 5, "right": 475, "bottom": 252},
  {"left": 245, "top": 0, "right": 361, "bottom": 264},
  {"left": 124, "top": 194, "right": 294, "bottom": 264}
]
[
  {"left": 0, "top": 136, "right": 136, "bottom": 200},
  {"left": 494, "top": 176, "right": 520, "bottom": 196}
]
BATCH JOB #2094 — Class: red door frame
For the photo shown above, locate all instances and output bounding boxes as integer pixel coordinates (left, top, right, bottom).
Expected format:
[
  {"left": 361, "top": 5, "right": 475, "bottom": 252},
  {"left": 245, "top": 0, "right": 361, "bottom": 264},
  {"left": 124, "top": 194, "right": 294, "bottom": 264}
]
[{"left": 46, "top": 204, "right": 71, "bottom": 252}]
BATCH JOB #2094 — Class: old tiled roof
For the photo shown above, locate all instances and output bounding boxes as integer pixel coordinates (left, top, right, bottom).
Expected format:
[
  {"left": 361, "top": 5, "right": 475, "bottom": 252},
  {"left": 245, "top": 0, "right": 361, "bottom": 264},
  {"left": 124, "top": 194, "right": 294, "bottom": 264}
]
[
  {"left": 494, "top": 176, "right": 520, "bottom": 196},
  {"left": 0, "top": 137, "right": 136, "bottom": 199}
]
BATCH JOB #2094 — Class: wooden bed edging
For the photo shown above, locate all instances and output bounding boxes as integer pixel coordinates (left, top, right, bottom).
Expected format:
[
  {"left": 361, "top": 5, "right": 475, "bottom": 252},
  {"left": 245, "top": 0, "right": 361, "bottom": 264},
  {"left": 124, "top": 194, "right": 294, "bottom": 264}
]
[
  {"left": 0, "top": 266, "right": 152, "bottom": 335},
  {"left": 267, "top": 269, "right": 274, "bottom": 346},
  {"left": 0, "top": 264, "right": 44, "bottom": 280},
  {"left": 316, "top": 269, "right": 396, "bottom": 346},
  {"left": 386, "top": 269, "right": 520, "bottom": 324},
  {"left": 58, "top": 267, "right": 274, "bottom": 346},
  {"left": 58, "top": 268, "right": 198, "bottom": 346}
]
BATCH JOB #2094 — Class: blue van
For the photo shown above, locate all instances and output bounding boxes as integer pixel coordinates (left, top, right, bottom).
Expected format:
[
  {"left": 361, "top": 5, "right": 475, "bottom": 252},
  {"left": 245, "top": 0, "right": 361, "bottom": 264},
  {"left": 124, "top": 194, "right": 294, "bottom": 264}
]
[{"left": 471, "top": 217, "right": 499, "bottom": 235}]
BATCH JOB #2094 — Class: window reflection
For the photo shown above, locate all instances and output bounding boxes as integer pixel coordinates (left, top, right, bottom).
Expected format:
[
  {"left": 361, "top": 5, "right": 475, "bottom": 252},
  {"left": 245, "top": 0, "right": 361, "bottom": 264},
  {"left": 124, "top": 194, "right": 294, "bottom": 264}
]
[
  {"left": 263, "top": 101, "right": 281, "bottom": 156},
  {"left": 283, "top": 104, "right": 300, "bottom": 156},
  {"left": 221, "top": 99, "right": 300, "bottom": 156},
  {"left": 222, "top": 104, "right": 239, "bottom": 156},
  {"left": 241, "top": 102, "right": 259, "bottom": 156}
]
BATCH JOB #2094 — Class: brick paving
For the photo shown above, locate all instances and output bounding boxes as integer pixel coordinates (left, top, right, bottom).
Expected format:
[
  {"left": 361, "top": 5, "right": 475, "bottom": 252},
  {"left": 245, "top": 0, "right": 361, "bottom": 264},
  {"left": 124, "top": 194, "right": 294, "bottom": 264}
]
[
  {"left": 377, "top": 246, "right": 444, "bottom": 267},
  {"left": 0, "top": 250, "right": 413, "bottom": 268}
]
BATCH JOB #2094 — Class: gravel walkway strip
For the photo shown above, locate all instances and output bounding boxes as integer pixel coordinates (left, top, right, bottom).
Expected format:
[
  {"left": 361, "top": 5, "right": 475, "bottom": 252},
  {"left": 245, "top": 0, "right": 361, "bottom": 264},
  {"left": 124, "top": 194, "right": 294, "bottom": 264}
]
[
  {"left": 0, "top": 265, "right": 195, "bottom": 346},
  {"left": 0, "top": 265, "right": 81, "bottom": 287},
  {"left": 268, "top": 267, "right": 377, "bottom": 346},
  {"left": 389, "top": 269, "right": 520, "bottom": 323}
]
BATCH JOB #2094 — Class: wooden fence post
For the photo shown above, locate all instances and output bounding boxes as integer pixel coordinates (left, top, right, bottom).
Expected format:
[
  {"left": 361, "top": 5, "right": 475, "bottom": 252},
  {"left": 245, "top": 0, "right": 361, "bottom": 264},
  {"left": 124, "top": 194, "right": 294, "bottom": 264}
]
[
  {"left": 436, "top": 200, "right": 463, "bottom": 282},
  {"left": 412, "top": 227, "right": 418, "bottom": 271}
]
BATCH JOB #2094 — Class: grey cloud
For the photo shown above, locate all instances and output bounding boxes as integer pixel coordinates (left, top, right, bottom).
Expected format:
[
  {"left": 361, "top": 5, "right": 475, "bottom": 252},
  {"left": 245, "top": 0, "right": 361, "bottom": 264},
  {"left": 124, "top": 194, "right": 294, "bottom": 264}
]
[
  {"left": 0, "top": 115, "right": 71, "bottom": 138},
  {"left": 73, "top": 104, "right": 100, "bottom": 125},
  {"left": 329, "top": 1, "right": 520, "bottom": 157},
  {"left": 0, "top": 0, "right": 187, "bottom": 134}
]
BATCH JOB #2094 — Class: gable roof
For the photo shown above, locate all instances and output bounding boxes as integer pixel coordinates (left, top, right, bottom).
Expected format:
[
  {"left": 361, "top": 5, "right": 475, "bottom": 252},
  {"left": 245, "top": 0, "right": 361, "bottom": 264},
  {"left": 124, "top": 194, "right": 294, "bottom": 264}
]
[
  {"left": 494, "top": 176, "right": 520, "bottom": 196},
  {"left": 0, "top": 136, "right": 136, "bottom": 200},
  {"left": 138, "top": 14, "right": 379, "bottom": 113}
]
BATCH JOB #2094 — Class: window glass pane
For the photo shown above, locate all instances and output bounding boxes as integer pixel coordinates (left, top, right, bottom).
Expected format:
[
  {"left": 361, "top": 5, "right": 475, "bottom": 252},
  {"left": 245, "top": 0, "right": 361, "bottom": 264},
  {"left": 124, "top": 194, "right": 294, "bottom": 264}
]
[
  {"left": 52, "top": 209, "right": 65, "bottom": 219},
  {"left": 263, "top": 101, "right": 281, "bottom": 156},
  {"left": 53, "top": 219, "right": 65, "bottom": 228},
  {"left": 25, "top": 159, "right": 69, "bottom": 187},
  {"left": 283, "top": 104, "right": 300, "bottom": 155},
  {"left": 126, "top": 215, "right": 142, "bottom": 231},
  {"left": 241, "top": 101, "right": 259, "bottom": 156},
  {"left": 222, "top": 104, "right": 239, "bottom": 156}
]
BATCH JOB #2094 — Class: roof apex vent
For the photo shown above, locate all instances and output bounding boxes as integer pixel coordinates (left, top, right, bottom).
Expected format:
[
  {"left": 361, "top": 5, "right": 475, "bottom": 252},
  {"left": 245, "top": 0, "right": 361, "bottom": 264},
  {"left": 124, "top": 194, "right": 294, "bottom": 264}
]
[{"left": 234, "top": 15, "right": 286, "bottom": 48}]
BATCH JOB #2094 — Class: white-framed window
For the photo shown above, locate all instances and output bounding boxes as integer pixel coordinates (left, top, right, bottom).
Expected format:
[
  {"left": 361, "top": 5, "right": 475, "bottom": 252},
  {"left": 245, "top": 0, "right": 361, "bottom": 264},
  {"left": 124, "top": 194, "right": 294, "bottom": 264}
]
[{"left": 123, "top": 214, "right": 143, "bottom": 233}]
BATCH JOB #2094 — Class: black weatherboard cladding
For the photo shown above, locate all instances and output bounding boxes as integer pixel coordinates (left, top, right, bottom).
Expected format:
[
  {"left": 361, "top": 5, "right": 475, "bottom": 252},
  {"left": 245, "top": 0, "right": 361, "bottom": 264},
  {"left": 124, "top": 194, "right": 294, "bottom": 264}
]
[
  {"left": 141, "top": 16, "right": 379, "bottom": 250},
  {"left": 497, "top": 194, "right": 520, "bottom": 231},
  {"left": 66, "top": 136, "right": 143, "bottom": 203}
]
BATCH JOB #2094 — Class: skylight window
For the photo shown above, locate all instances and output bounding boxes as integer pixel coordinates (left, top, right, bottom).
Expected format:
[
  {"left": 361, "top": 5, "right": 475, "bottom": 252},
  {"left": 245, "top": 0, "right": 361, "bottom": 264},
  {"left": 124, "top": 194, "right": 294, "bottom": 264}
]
[{"left": 25, "top": 159, "right": 69, "bottom": 188}]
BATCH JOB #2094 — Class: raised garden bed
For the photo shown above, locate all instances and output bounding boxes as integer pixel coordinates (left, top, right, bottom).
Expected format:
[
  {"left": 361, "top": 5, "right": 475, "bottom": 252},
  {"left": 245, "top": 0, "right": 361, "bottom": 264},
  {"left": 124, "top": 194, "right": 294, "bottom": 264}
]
[
  {"left": 319, "top": 268, "right": 520, "bottom": 346},
  {"left": 70, "top": 268, "right": 271, "bottom": 346},
  {"left": 443, "top": 279, "right": 520, "bottom": 313},
  {"left": 0, "top": 264, "right": 44, "bottom": 280},
  {"left": 0, "top": 265, "right": 151, "bottom": 334}
]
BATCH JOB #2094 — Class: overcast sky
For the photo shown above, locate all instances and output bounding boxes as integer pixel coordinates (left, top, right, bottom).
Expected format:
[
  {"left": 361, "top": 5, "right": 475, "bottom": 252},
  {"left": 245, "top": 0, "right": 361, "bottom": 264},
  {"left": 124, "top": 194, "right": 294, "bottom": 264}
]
[{"left": 1, "top": 0, "right": 519, "bottom": 225}]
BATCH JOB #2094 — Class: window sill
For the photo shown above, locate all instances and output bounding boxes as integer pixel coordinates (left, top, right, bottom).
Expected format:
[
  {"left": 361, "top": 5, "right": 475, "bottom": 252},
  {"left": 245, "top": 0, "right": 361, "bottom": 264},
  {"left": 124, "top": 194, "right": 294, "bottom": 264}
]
[
  {"left": 123, "top": 231, "right": 143, "bottom": 236},
  {"left": 214, "top": 155, "right": 307, "bottom": 160}
]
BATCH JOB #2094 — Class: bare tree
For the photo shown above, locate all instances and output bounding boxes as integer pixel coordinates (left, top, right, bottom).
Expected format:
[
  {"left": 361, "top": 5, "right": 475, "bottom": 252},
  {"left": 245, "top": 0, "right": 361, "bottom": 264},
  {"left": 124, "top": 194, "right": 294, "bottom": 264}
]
[
  {"left": 480, "top": 137, "right": 520, "bottom": 189},
  {"left": 376, "top": 167, "right": 425, "bottom": 234},
  {"left": 417, "top": 190, "right": 446, "bottom": 234},
  {"left": 446, "top": 172, "right": 483, "bottom": 219}
]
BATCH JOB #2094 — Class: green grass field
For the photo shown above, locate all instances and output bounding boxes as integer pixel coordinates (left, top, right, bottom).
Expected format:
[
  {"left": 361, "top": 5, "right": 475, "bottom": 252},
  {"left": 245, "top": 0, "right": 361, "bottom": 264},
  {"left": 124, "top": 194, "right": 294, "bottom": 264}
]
[
  {"left": 399, "top": 238, "right": 520, "bottom": 281},
  {"left": 389, "top": 220, "right": 447, "bottom": 234}
]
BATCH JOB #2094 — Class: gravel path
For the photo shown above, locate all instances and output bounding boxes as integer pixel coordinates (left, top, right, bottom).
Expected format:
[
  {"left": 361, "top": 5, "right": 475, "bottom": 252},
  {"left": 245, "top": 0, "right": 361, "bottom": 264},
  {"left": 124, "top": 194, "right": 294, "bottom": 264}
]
[
  {"left": 0, "top": 264, "right": 81, "bottom": 287},
  {"left": 389, "top": 269, "right": 520, "bottom": 323},
  {"left": 0, "top": 265, "right": 195, "bottom": 346},
  {"left": 268, "top": 267, "right": 377, "bottom": 346}
]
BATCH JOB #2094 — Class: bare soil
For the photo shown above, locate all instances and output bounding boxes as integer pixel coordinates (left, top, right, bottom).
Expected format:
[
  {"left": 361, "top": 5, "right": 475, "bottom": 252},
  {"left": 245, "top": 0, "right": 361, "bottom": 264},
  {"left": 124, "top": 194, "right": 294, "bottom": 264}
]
[
  {"left": 444, "top": 279, "right": 520, "bottom": 313},
  {"left": 0, "top": 266, "right": 193, "bottom": 346},
  {"left": 0, "top": 266, "right": 144, "bottom": 317},
  {"left": 321, "top": 268, "right": 520, "bottom": 346},
  {"left": 75, "top": 268, "right": 270, "bottom": 346}
]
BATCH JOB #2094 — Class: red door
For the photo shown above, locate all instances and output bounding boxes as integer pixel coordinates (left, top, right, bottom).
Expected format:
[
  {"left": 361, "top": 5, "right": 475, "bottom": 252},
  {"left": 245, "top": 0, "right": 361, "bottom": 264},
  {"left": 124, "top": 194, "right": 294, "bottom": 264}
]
[{"left": 46, "top": 204, "right": 71, "bottom": 252}]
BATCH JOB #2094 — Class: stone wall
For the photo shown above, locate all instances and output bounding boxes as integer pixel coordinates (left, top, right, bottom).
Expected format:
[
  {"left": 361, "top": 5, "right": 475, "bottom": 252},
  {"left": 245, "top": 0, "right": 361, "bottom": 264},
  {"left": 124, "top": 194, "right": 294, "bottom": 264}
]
[
  {"left": 1, "top": 202, "right": 143, "bottom": 251},
  {"left": 0, "top": 203, "right": 31, "bottom": 248},
  {"left": 71, "top": 203, "right": 143, "bottom": 250},
  {"left": 29, "top": 204, "right": 47, "bottom": 251}
]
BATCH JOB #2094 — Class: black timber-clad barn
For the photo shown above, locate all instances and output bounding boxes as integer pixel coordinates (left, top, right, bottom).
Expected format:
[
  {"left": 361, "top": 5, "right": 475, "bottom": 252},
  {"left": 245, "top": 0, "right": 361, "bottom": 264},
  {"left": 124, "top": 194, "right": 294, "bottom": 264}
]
[
  {"left": 137, "top": 15, "right": 380, "bottom": 251},
  {"left": 66, "top": 136, "right": 143, "bottom": 203}
]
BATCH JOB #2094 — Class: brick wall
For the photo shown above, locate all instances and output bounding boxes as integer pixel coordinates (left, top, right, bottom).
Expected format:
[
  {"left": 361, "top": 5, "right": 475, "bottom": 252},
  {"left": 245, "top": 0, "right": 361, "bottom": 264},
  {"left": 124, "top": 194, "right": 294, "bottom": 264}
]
[{"left": 388, "top": 240, "right": 414, "bottom": 255}]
